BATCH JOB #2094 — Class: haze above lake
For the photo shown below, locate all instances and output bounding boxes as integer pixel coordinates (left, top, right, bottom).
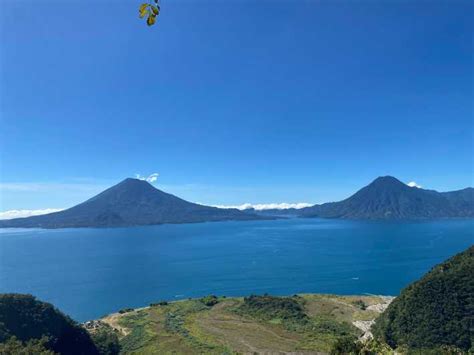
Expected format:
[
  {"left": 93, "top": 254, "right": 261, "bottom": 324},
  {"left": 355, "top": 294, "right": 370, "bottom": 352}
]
[{"left": 1, "top": 218, "right": 473, "bottom": 322}]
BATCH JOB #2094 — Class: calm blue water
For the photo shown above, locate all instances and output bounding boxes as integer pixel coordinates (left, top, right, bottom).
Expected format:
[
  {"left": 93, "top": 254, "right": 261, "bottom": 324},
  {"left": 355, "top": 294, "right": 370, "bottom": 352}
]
[{"left": 0, "top": 218, "right": 473, "bottom": 322}]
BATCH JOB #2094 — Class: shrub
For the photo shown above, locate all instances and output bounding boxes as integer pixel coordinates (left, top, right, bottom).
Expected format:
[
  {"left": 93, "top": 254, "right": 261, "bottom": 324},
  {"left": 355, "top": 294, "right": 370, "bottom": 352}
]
[
  {"left": 352, "top": 299, "right": 367, "bottom": 310},
  {"left": 150, "top": 301, "right": 168, "bottom": 307},
  {"left": 237, "top": 294, "right": 308, "bottom": 323},
  {"left": 329, "top": 335, "right": 361, "bottom": 354},
  {"left": 118, "top": 308, "right": 134, "bottom": 314},
  {"left": 200, "top": 295, "right": 219, "bottom": 307}
]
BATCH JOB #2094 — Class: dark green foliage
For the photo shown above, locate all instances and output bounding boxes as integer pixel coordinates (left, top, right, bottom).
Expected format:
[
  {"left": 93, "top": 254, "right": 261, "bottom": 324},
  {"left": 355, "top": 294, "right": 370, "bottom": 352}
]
[
  {"left": 90, "top": 327, "right": 120, "bottom": 355},
  {"left": 237, "top": 295, "right": 308, "bottom": 324},
  {"left": 404, "top": 345, "right": 466, "bottom": 355},
  {"left": 359, "top": 339, "right": 393, "bottom": 354},
  {"left": 311, "top": 315, "right": 355, "bottom": 336},
  {"left": 373, "top": 245, "right": 474, "bottom": 351},
  {"left": 118, "top": 308, "right": 134, "bottom": 314},
  {"left": 0, "top": 336, "right": 55, "bottom": 355},
  {"left": 329, "top": 335, "right": 361, "bottom": 355},
  {"left": 200, "top": 295, "right": 219, "bottom": 307},
  {"left": 352, "top": 299, "right": 367, "bottom": 310},
  {"left": 403, "top": 346, "right": 467, "bottom": 355},
  {"left": 150, "top": 301, "right": 168, "bottom": 307},
  {"left": 0, "top": 294, "right": 99, "bottom": 355}
]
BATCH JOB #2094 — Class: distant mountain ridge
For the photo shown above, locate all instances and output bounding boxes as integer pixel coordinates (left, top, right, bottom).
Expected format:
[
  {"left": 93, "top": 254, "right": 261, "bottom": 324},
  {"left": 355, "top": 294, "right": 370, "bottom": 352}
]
[
  {"left": 1, "top": 176, "right": 472, "bottom": 228},
  {"left": 300, "top": 176, "right": 474, "bottom": 219},
  {"left": 0, "top": 178, "right": 264, "bottom": 229}
]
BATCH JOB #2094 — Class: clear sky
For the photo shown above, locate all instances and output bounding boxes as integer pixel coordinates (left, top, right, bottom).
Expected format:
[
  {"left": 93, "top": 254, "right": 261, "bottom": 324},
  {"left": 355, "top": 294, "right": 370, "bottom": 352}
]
[{"left": 0, "top": 0, "right": 472, "bottom": 212}]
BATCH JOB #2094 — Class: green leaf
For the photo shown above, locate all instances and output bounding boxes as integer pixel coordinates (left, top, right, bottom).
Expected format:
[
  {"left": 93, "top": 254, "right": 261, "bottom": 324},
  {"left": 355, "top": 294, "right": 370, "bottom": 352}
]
[
  {"left": 147, "top": 14, "right": 156, "bottom": 26},
  {"left": 151, "top": 5, "right": 160, "bottom": 16},
  {"left": 139, "top": 3, "right": 149, "bottom": 18}
]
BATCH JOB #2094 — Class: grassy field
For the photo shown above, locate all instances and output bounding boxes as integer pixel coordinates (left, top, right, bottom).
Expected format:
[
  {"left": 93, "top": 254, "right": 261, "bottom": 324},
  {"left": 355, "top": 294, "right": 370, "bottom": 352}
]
[{"left": 99, "top": 294, "right": 390, "bottom": 354}]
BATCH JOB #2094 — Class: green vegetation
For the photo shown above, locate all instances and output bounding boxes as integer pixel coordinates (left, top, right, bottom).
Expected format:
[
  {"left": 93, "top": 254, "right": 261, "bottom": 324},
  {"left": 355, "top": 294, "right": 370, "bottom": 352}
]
[
  {"left": 117, "top": 312, "right": 153, "bottom": 353},
  {"left": 200, "top": 294, "right": 219, "bottom": 307},
  {"left": 118, "top": 308, "right": 134, "bottom": 314},
  {"left": 0, "top": 294, "right": 99, "bottom": 355},
  {"left": 0, "top": 294, "right": 122, "bottom": 355},
  {"left": 0, "top": 336, "right": 54, "bottom": 355},
  {"left": 236, "top": 294, "right": 308, "bottom": 325},
  {"left": 149, "top": 301, "right": 168, "bottom": 307},
  {"left": 373, "top": 245, "right": 474, "bottom": 352},
  {"left": 330, "top": 335, "right": 362, "bottom": 354},
  {"left": 116, "top": 299, "right": 226, "bottom": 353},
  {"left": 234, "top": 294, "right": 358, "bottom": 350},
  {"left": 89, "top": 326, "right": 120, "bottom": 355},
  {"left": 234, "top": 294, "right": 317, "bottom": 335},
  {"left": 101, "top": 294, "right": 384, "bottom": 353},
  {"left": 352, "top": 299, "right": 367, "bottom": 310}
]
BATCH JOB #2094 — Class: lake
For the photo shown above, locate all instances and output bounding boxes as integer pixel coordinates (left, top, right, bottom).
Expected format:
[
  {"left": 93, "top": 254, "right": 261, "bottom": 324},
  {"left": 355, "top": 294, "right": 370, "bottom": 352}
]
[{"left": 0, "top": 218, "right": 473, "bottom": 322}]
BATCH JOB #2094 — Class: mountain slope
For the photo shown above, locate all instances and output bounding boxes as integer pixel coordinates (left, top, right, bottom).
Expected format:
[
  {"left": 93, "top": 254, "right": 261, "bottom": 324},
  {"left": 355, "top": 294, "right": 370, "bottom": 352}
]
[
  {"left": 300, "top": 176, "right": 474, "bottom": 219},
  {"left": 0, "top": 294, "right": 100, "bottom": 354},
  {"left": 373, "top": 245, "right": 474, "bottom": 351},
  {"left": 0, "top": 178, "right": 264, "bottom": 228}
]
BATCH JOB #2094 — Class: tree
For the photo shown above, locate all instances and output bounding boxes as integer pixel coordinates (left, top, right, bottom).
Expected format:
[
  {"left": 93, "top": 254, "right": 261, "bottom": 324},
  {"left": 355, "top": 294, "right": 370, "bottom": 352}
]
[
  {"left": 0, "top": 336, "right": 55, "bottom": 355},
  {"left": 0, "top": 294, "right": 99, "bottom": 355},
  {"left": 90, "top": 328, "right": 120, "bottom": 355},
  {"left": 329, "top": 336, "right": 361, "bottom": 355}
]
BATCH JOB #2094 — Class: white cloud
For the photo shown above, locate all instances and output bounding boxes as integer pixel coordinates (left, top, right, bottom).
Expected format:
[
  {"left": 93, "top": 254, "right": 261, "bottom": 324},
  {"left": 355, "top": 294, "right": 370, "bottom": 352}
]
[
  {"left": 407, "top": 181, "right": 422, "bottom": 188},
  {"left": 135, "top": 173, "right": 159, "bottom": 183},
  {"left": 211, "top": 202, "right": 313, "bottom": 210},
  {"left": 147, "top": 173, "right": 159, "bottom": 183},
  {"left": 0, "top": 208, "right": 64, "bottom": 220}
]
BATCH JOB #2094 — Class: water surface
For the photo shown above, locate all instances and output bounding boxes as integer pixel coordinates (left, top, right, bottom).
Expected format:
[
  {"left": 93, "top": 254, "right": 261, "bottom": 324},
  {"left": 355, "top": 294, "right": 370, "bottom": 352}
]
[{"left": 0, "top": 218, "right": 472, "bottom": 321}]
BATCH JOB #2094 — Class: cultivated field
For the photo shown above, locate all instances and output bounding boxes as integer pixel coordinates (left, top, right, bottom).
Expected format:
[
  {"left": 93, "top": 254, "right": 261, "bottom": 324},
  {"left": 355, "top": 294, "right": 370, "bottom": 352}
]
[{"left": 99, "top": 294, "right": 392, "bottom": 354}]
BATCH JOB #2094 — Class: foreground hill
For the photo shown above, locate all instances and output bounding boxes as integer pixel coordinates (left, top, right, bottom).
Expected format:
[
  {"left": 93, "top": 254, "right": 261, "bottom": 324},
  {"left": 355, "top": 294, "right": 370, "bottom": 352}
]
[
  {"left": 0, "top": 178, "right": 264, "bottom": 228},
  {"left": 300, "top": 176, "right": 474, "bottom": 219},
  {"left": 0, "top": 294, "right": 101, "bottom": 354},
  {"left": 0, "top": 292, "right": 393, "bottom": 354},
  {"left": 94, "top": 294, "right": 391, "bottom": 354},
  {"left": 373, "top": 245, "right": 473, "bottom": 352}
]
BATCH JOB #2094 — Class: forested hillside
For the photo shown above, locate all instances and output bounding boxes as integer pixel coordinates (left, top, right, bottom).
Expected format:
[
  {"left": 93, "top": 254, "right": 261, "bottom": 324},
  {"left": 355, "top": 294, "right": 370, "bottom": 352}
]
[{"left": 373, "top": 245, "right": 473, "bottom": 352}]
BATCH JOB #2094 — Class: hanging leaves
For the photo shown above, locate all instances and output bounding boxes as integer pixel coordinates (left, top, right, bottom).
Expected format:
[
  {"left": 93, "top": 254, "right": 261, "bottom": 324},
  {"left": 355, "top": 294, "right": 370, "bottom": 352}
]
[
  {"left": 139, "top": 1, "right": 160, "bottom": 26},
  {"left": 151, "top": 5, "right": 160, "bottom": 16},
  {"left": 139, "top": 4, "right": 149, "bottom": 18},
  {"left": 147, "top": 14, "right": 156, "bottom": 26}
]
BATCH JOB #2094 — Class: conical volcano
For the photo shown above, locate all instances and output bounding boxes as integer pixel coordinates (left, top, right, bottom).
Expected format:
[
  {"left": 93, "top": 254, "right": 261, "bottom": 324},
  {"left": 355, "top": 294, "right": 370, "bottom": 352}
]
[
  {"left": 0, "top": 178, "right": 263, "bottom": 228},
  {"left": 300, "top": 176, "right": 474, "bottom": 219}
]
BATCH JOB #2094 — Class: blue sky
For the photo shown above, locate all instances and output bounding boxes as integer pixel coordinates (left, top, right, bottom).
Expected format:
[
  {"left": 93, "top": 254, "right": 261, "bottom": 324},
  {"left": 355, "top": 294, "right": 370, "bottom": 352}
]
[{"left": 0, "top": 0, "right": 472, "bottom": 212}]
